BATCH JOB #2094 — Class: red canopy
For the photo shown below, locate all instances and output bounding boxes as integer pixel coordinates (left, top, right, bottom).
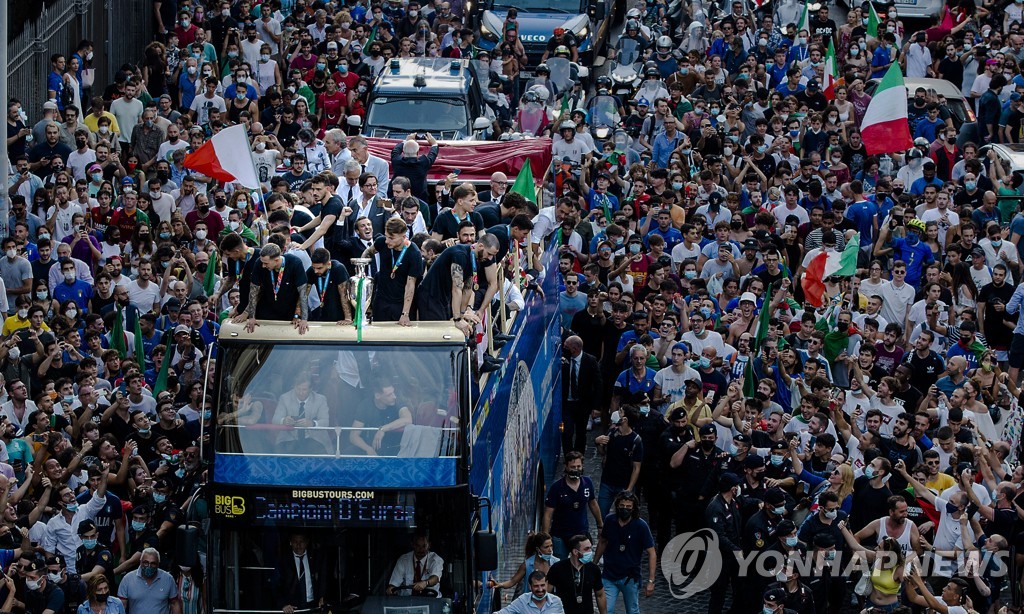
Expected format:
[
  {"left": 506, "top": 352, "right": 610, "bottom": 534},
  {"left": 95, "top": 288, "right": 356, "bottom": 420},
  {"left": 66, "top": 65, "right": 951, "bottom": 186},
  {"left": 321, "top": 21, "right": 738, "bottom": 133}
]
[{"left": 365, "top": 137, "right": 552, "bottom": 183}]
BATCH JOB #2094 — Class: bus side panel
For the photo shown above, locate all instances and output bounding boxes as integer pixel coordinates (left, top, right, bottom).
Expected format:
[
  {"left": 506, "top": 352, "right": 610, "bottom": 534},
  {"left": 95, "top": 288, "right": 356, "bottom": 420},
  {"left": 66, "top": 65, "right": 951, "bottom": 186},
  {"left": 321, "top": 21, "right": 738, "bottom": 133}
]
[{"left": 470, "top": 246, "right": 561, "bottom": 611}]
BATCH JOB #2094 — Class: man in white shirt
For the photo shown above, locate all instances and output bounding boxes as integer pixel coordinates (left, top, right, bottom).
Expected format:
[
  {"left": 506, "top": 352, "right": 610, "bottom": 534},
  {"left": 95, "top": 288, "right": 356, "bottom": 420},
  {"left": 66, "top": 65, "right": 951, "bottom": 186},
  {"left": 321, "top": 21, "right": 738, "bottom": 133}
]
[
  {"left": 879, "top": 263, "right": 916, "bottom": 330},
  {"left": 127, "top": 261, "right": 162, "bottom": 313},
  {"left": 388, "top": 532, "right": 445, "bottom": 597},
  {"left": 905, "top": 33, "right": 933, "bottom": 78}
]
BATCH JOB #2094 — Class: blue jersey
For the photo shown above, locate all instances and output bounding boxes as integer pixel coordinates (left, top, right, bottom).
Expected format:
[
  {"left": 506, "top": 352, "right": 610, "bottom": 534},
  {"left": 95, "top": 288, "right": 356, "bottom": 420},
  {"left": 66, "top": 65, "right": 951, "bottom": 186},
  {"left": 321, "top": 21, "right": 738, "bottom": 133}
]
[
  {"left": 891, "top": 237, "right": 934, "bottom": 287},
  {"left": 76, "top": 491, "right": 123, "bottom": 547},
  {"left": 544, "top": 476, "right": 597, "bottom": 539}
]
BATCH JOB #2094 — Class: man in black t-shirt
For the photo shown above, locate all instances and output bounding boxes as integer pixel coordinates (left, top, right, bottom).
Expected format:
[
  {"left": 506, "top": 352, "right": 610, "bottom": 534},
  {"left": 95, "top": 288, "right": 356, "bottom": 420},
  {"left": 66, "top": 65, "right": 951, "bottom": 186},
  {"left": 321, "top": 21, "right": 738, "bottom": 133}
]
[
  {"left": 431, "top": 183, "right": 485, "bottom": 243},
  {"left": 416, "top": 236, "right": 499, "bottom": 323},
  {"left": 306, "top": 248, "right": 352, "bottom": 324},
  {"left": 365, "top": 218, "right": 424, "bottom": 325},
  {"left": 234, "top": 244, "right": 310, "bottom": 333},
  {"left": 547, "top": 534, "right": 605, "bottom": 614},
  {"left": 297, "top": 173, "right": 347, "bottom": 257}
]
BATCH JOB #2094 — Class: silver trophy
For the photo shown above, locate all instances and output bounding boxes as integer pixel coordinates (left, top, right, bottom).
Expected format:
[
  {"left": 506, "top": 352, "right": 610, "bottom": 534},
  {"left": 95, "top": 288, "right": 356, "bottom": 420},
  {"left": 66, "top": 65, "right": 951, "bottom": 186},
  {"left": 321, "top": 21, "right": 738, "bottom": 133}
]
[{"left": 350, "top": 258, "right": 373, "bottom": 319}]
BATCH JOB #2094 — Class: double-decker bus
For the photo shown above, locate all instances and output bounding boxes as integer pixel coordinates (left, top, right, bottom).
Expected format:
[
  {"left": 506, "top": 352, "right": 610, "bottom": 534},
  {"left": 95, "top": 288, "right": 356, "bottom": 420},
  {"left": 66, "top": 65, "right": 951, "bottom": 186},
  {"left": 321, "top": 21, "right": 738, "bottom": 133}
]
[{"left": 203, "top": 247, "right": 562, "bottom": 614}]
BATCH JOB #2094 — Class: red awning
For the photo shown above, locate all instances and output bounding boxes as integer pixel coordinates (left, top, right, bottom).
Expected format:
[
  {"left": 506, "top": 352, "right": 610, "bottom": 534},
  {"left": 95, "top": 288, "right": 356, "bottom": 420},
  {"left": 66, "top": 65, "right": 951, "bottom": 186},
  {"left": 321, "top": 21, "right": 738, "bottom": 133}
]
[{"left": 365, "top": 137, "right": 552, "bottom": 183}]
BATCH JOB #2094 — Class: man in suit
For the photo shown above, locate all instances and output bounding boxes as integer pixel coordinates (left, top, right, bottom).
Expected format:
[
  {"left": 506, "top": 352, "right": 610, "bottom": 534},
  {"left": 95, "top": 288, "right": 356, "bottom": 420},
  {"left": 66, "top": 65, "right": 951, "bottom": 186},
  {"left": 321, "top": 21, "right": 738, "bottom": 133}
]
[
  {"left": 561, "top": 335, "right": 602, "bottom": 455},
  {"left": 275, "top": 533, "right": 329, "bottom": 612},
  {"left": 336, "top": 217, "right": 377, "bottom": 275},
  {"left": 273, "top": 374, "right": 332, "bottom": 452},
  {"left": 347, "top": 135, "right": 390, "bottom": 197},
  {"left": 390, "top": 133, "right": 438, "bottom": 202},
  {"left": 476, "top": 171, "right": 509, "bottom": 205},
  {"left": 344, "top": 173, "right": 395, "bottom": 237}
]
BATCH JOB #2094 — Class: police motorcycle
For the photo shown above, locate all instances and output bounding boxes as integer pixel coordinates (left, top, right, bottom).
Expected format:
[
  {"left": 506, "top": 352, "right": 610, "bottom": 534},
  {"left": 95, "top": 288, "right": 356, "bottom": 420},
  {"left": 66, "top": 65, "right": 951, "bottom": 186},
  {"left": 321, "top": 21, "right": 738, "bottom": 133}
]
[
  {"left": 587, "top": 77, "right": 624, "bottom": 148},
  {"left": 609, "top": 37, "right": 643, "bottom": 100},
  {"left": 516, "top": 90, "right": 550, "bottom": 137},
  {"left": 632, "top": 64, "right": 670, "bottom": 105}
]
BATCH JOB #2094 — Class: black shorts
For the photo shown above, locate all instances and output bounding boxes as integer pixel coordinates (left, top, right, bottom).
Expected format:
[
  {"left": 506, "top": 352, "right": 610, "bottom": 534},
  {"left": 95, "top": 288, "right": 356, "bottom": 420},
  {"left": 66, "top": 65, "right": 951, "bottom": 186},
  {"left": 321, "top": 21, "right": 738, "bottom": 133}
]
[{"left": 1009, "top": 333, "right": 1024, "bottom": 369}]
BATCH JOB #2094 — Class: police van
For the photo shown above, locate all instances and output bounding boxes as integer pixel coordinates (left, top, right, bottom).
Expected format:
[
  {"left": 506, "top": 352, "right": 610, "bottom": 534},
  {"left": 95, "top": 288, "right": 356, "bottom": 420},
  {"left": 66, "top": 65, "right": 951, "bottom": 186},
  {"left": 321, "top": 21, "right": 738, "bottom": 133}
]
[{"left": 362, "top": 58, "right": 492, "bottom": 141}]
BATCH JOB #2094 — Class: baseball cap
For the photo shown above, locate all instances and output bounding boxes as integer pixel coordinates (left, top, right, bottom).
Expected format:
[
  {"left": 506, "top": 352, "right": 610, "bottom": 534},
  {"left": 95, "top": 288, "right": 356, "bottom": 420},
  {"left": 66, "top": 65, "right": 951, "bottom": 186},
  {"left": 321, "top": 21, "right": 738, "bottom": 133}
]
[
  {"left": 742, "top": 238, "right": 760, "bottom": 251},
  {"left": 971, "top": 245, "right": 985, "bottom": 257},
  {"left": 764, "top": 588, "right": 786, "bottom": 603},
  {"left": 173, "top": 324, "right": 191, "bottom": 336},
  {"left": 43, "top": 101, "right": 58, "bottom": 111},
  {"left": 740, "top": 291, "right": 758, "bottom": 304},
  {"left": 327, "top": 41, "right": 338, "bottom": 50}
]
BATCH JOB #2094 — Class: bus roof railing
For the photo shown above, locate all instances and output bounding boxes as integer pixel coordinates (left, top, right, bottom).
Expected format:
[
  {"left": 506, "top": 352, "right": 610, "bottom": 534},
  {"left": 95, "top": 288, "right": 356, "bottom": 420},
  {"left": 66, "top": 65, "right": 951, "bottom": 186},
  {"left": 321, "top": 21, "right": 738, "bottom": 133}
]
[
  {"left": 216, "top": 424, "right": 461, "bottom": 459},
  {"left": 217, "top": 320, "right": 468, "bottom": 344}
]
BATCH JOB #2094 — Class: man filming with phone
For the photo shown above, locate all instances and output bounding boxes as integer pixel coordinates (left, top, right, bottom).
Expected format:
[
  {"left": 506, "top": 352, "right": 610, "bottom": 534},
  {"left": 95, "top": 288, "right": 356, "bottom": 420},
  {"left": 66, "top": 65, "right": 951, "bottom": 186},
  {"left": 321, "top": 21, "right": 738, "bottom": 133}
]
[{"left": 390, "top": 132, "right": 439, "bottom": 203}]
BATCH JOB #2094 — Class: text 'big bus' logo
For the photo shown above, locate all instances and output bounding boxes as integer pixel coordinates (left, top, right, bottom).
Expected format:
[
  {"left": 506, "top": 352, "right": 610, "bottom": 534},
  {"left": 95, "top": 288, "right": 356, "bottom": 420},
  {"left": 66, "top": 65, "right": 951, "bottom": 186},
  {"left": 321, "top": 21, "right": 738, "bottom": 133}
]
[{"left": 214, "top": 495, "right": 246, "bottom": 518}]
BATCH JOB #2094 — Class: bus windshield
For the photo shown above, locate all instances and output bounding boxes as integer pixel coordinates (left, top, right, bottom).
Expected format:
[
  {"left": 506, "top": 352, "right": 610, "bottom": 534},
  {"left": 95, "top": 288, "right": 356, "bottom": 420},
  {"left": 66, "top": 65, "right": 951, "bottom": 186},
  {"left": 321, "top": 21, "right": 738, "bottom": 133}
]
[{"left": 215, "top": 342, "right": 465, "bottom": 460}]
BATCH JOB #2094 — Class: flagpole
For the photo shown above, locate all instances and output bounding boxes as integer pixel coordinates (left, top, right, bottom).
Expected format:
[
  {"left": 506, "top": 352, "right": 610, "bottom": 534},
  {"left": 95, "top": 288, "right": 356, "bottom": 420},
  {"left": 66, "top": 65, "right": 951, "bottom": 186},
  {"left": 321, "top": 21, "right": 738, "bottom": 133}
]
[{"left": 498, "top": 262, "right": 508, "bottom": 334}]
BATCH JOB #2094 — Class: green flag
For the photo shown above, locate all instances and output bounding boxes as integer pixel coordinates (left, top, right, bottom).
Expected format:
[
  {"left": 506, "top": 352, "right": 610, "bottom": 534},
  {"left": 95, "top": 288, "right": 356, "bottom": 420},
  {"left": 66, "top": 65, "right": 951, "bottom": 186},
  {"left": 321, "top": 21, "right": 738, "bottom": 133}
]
[
  {"left": 110, "top": 307, "right": 127, "bottom": 359},
  {"left": 133, "top": 315, "right": 146, "bottom": 371},
  {"left": 203, "top": 249, "right": 219, "bottom": 297},
  {"left": 751, "top": 284, "right": 773, "bottom": 355},
  {"left": 798, "top": 0, "right": 811, "bottom": 31},
  {"left": 743, "top": 359, "right": 758, "bottom": 399},
  {"left": 153, "top": 345, "right": 173, "bottom": 395},
  {"left": 866, "top": 2, "right": 881, "bottom": 38},
  {"left": 510, "top": 159, "right": 537, "bottom": 203},
  {"left": 365, "top": 24, "right": 378, "bottom": 46}
]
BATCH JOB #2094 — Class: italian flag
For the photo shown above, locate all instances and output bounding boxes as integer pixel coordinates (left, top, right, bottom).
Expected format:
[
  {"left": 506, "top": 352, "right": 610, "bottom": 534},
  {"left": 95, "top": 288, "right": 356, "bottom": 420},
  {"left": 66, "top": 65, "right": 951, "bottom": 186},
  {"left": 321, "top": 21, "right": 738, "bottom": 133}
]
[
  {"left": 801, "top": 233, "right": 860, "bottom": 308},
  {"left": 798, "top": 1, "right": 811, "bottom": 31},
  {"left": 823, "top": 39, "right": 839, "bottom": 100},
  {"left": 860, "top": 64, "right": 913, "bottom": 156},
  {"left": 866, "top": 2, "right": 881, "bottom": 38}
]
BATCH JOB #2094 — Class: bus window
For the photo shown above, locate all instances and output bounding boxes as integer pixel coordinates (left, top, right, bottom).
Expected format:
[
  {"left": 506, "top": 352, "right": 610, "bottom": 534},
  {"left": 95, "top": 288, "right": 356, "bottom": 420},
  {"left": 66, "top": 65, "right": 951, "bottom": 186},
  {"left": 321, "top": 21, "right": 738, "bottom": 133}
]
[{"left": 215, "top": 343, "right": 465, "bottom": 458}]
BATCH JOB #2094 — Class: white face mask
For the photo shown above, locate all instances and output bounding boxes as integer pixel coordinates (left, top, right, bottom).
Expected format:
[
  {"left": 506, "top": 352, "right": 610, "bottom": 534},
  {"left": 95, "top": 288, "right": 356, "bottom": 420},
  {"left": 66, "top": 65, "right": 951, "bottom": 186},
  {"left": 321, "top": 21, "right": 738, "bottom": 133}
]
[
  {"left": 5, "top": 249, "right": 16, "bottom": 260},
  {"left": 16, "top": 308, "right": 27, "bottom": 319},
  {"left": 8, "top": 346, "right": 21, "bottom": 361},
  {"left": 195, "top": 230, "right": 207, "bottom": 240}
]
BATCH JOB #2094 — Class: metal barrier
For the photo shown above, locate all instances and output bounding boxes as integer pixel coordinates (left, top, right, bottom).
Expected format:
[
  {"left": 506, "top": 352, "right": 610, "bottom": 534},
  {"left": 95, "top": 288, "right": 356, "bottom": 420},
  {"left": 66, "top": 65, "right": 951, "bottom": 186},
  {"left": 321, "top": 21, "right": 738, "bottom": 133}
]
[
  {"left": 216, "top": 424, "right": 461, "bottom": 458},
  {"left": 9, "top": 0, "right": 152, "bottom": 116}
]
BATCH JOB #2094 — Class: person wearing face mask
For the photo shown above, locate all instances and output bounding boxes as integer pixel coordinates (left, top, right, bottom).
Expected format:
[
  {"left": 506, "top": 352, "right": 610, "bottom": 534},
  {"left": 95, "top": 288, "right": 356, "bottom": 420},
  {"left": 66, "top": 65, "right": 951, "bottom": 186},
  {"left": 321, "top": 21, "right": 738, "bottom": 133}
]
[
  {"left": 495, "top": 570, "right": 564, "bottom": 614},
  {"left": 43, "top": 471, "right": 111, "bottom": 576},
  {"left": 703, "top": 472, "right": 744, "bottom": 614},
  {"left": 22, "top": 558, "right": 66, "bottom": 614},
  {"left": 546, "top": 535, "right": 606, "bottom": 614},
  {"left": 490, "top": 532, "right": 560, "bottom": 596},
  {"left": 75, "top": 516, "right": 115, "bottom": 585},
  {"left": 591, "top": 490, "right": 654, "bottom": 612},
  {"left": 116, "top": 547, "right": 181, "bottom": 613}
]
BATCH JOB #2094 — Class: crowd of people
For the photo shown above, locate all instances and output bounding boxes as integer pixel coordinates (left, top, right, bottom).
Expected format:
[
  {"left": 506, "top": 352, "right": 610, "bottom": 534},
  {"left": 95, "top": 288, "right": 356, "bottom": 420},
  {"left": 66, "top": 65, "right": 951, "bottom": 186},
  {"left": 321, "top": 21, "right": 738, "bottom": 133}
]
[{"left": 8, "top": 0, "right": 1024, "bottom": 613}]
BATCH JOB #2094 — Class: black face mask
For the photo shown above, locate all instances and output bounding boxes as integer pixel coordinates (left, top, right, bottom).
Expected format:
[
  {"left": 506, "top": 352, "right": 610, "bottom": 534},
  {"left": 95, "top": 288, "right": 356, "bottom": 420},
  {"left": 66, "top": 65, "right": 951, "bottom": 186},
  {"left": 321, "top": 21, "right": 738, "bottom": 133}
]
[
  {"left": 615, "top": 506, "right": 631, "bottom": 521},
  {"left": 730, "top": 221, "right": 742, "bottom": 230},
  {"left": 670, "top": 425, "right": 687, "bottom": 435},
  {"left": 701, "top": 440, "right": 715, "bottom": 451},
  {"left": 196, "top": 263, "right": 208, "bottom": 273},
  {"left": 837, "top": 321, "right": 849, "bottom": 332},
  {"left": 156, "top": 171, "right": 169, "bottom": 181}
]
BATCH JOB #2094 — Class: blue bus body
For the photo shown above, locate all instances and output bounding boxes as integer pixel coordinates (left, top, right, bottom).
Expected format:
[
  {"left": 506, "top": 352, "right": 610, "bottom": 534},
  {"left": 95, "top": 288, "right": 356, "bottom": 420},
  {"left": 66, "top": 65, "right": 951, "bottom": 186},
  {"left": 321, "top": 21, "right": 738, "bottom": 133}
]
[{"left": 205, "top": 245, "right": 562, "bottom": 613}]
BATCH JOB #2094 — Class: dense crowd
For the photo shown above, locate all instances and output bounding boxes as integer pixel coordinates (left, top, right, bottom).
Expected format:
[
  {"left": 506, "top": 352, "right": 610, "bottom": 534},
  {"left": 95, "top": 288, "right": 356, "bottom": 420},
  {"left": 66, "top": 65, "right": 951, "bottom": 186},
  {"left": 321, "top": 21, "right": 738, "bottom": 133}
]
[{"left": 9, "top": 0, "right": 1024, "bottom": 613}]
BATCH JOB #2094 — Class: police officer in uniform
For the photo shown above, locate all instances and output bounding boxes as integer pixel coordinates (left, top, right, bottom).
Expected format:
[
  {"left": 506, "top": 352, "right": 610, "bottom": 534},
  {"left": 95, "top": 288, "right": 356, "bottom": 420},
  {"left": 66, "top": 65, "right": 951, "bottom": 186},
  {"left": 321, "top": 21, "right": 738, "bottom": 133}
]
[
  {"left": 676, "top": 423, "right": 728, "bottom": 532},
  {"left": 738, "top": 455, "right": 769, "bottom": 515},
  {"left": 721, "top": 433, "right": 755, "bottom": 474},
  {"left": 632, "top": 399, "right": 667, "bottom": 552},
  {"left": 705, "top": 472, "right": 743, "bottom": 614},
  {"left": 74, "top": 520, "right": 114, "bottom": 584},
  {"left": 740, "top": 488, "right": 789, "bottom": 612},
  {"left": 656, "top": 407, "right": 693, "bottom": 552},
  {"left": 765, "top": 564, "right": 816, "bottom": 614}
]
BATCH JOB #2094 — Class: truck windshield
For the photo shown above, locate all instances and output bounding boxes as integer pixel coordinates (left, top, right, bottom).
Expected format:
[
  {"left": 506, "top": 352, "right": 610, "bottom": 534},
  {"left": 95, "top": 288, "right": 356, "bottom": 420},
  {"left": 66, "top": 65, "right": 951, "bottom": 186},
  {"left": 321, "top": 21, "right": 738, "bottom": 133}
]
[
  {"left": 215, "top": 342, "right": 464, "bottom": 459},
  {"left": 367, "top": 96, "right": 469, "bottom": 132},
  {"left": 492, "top": 0, "right": 580, "bottom": 11}
]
